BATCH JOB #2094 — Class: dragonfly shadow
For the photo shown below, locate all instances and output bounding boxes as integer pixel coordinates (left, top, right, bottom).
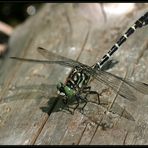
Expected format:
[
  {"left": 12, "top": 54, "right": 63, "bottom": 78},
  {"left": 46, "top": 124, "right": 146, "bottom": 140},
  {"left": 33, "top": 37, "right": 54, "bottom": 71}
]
[
  {"left": 0, "top": 83, "right": 91, "bottom": 115},
  {"left": 40, "top": 95, "right": 136, "bottom": 132},
  {"left": 40, "top": 94, "right": 91, "bottom": 116},
  {"left": 39, "top": 92, "right": 136, "bottom": 123},
  {"left": 0, "top": 83, "right": 135, "bottom": 130},
  {"left": 39, "top": 96, "right": 64, "bottom": 115}
]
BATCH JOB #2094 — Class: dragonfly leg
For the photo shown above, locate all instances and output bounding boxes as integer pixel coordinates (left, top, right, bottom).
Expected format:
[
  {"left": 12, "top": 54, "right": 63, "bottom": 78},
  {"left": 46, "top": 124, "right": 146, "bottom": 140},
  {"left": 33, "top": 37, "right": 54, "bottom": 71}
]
[
  {"left": 71, "top": 94, "right": 89, "bottom": 114},
  {"left": 82, "top": 86, "right": 100, "bottom": 105},
  {"left": 88, "top": 91, "right": 100, "bottom": 104},
  {"left": 80, "top": 96, "right": 88, "bottom": 114},
  {"left": 72, "top": 95, "right": 80, "bottom": 114},
  {"left": 82, "top": 86, "right": 91, "bottom": 93},
  {"left": 62, "top": 96, "right": 74, "bottom": 114},
  {"left": 61, "top": 95, "right": 85, "bottom": 115}
]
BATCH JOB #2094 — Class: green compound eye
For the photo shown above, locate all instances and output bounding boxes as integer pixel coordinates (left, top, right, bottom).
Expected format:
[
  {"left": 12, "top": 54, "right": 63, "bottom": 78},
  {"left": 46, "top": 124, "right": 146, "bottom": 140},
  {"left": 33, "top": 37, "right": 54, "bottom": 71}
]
[{"left": 56, "top": 82, "right": 75, "bottom": 98}]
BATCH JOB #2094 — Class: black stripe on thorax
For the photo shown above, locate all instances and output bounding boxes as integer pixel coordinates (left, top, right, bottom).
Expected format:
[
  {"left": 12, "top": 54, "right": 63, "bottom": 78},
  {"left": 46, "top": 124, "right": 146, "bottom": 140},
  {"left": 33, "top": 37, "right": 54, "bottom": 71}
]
[{"left": 66, "top": 68, "right": 90, "bottom": 90}]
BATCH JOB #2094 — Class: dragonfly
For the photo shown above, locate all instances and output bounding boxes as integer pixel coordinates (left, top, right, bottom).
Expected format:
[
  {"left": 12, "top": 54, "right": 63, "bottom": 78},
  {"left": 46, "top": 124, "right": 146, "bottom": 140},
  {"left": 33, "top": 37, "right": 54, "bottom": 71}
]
[{"left": 9, "top": 12, "right": 148, "bottom": 120}]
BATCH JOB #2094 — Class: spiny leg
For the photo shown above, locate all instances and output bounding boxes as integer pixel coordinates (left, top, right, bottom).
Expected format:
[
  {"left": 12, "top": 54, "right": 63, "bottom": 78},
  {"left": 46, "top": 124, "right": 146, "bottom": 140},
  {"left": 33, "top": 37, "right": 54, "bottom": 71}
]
[
  {"left": 82, "top": 86, "right": 100, "bottom": 105},
  {"left": 78, "top": 95, "right": 88, "bottom": 113},
  {"left": 62, "top": 96, "right": 74, "bottom": 114},
  {"left": 86, "top": 91, "right": 100, "bottom": 105},
  {"left": 72, "top": 94, "right": 88, "bottom": 114},
  {"left": 72, "top": 95, "right": 80, "bottom": 114},
  {"left": 62, "top": 94, "right": 82, "bottom": 115},
  {"left": 82, "top": 86, "right": 91, "bottom": 91}
]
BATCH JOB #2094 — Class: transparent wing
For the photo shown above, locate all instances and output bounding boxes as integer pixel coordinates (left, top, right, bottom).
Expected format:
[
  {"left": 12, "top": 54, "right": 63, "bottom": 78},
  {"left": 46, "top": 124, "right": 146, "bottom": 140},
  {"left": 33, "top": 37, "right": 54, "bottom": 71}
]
[
  {"left": 90, "top": 70, "right": 148, "bottom": 101},
  {"left": 10, "top": 47, "right": 148, "bottom": 101},
  {"left": 37, "top": 47, "right": 148, "bottom": 99}
]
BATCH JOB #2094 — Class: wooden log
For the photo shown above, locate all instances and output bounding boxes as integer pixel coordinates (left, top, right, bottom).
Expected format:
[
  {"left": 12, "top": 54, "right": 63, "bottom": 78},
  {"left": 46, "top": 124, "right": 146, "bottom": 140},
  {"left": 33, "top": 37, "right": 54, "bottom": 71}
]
[{"left": 0, "top": 3, "right": 148, "bottom": 145}]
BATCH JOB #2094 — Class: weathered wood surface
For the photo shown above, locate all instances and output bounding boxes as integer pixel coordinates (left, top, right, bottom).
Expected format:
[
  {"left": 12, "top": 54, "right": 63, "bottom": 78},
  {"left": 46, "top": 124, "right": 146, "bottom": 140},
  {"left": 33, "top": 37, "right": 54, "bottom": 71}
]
[{"left": 0, "top": 3, "right": 148, "bottom": 145}]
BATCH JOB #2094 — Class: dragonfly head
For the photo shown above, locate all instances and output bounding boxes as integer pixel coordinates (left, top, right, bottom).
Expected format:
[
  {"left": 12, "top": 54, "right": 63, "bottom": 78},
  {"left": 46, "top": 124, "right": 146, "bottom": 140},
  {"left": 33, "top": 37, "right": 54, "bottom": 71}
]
[{"left": 57, "top": 82, "right": 75, "bottom": 98}]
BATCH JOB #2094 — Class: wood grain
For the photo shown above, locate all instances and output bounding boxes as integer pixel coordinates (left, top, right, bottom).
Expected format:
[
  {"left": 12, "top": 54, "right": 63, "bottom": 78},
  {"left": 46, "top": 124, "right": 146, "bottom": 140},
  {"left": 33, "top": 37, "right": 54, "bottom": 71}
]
[{"left": 0, "top": 3, "right": 147, "bottom": 145}]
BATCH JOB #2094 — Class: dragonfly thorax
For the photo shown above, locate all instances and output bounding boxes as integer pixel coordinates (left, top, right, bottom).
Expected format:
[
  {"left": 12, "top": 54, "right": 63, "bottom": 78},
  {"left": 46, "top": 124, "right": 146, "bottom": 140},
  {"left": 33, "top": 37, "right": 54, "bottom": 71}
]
[{"left": 66, "top": 68, "right": 91, "bottom": 90}]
